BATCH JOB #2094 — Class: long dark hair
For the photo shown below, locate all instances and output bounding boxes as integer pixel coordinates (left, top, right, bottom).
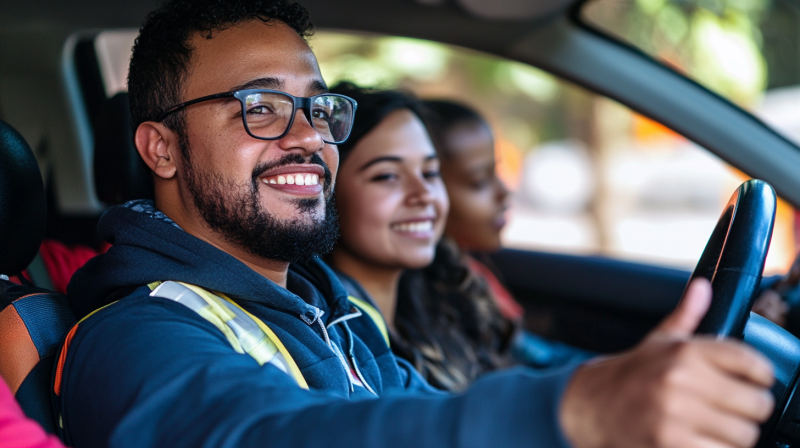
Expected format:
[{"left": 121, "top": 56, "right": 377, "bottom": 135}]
[
  {"left": 395, "top": 238, "right": 517, "bottom": 391},
  {"left": 329, "top": 83, "right": 517, "bottom": 391}
]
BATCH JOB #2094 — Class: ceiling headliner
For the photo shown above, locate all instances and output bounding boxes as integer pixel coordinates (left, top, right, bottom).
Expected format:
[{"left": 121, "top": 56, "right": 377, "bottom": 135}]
[{"left": 0, "top": 0, "right": 579, "bottom": 55}]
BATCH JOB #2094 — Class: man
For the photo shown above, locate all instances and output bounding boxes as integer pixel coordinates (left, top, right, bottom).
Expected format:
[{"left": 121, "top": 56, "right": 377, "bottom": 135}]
[{"left": 58, "top": 1, "right": 774, "bottom": 447}]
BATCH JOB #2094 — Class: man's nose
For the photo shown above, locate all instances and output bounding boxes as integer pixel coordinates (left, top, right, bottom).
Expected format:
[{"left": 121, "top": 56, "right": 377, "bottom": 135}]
[{"left": 281, "top": 108, "right": 324, "bottom": 153}]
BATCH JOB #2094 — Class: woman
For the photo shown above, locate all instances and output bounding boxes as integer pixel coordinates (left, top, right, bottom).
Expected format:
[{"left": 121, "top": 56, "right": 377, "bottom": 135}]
[
  {"left": 422, "top": 99, "right": 592, "bottom": 370},
  {"left": 328, "top": 83, "right": 522, "bottom": 391}
]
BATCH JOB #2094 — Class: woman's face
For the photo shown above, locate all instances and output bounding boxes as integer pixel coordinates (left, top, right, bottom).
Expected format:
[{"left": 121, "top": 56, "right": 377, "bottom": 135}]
[
  {"left": 334, "top": 109, "right": 449, "bottom": 269},
  {"left": 441, "top": 121, "right": 509, "bottom": 252}
]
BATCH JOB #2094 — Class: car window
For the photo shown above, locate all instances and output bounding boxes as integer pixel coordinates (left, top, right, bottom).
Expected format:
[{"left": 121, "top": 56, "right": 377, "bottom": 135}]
[
  {"left": 311, "top": 30, "right": 796, "bottom": 274},
  {"left": 581, "top": 0, "right": 800, "bottom": 144}
]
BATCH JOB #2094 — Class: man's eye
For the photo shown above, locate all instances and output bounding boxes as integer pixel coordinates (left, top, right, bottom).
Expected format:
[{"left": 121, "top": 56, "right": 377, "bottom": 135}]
[
  {"left": 312, "top": 109, "right": 331, "bottom": 120},
  {"left": 247, "top": 105, "right": 273, "bottom": 115}
]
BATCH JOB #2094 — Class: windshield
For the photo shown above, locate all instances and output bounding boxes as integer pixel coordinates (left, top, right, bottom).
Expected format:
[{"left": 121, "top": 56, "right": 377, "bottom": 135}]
[{"left": 581, "top": 0, "right": 800, "bottom": 144}]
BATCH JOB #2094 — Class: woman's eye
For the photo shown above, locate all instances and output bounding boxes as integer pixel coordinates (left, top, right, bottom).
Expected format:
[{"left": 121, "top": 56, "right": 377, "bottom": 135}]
[
  {"left": 471, "top": 178, "right": 492, "bottom": 190},
  {"left": 423, "top": 170, "right": 441, "bottom": 180},
  {"left": 371, "top": 173, "right": 398, "bottom": 182}
]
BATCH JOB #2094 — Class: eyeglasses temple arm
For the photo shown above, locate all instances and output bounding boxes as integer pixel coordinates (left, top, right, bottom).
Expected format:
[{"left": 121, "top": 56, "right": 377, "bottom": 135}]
[{"left": 156, "top": 92, "right": 236, "bottom": 122}]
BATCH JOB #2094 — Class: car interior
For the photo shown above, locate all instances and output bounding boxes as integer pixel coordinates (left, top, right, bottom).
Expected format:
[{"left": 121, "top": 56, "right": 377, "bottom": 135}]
[{"left": 3, "top": 0, "right": 800, "bottom": 446}]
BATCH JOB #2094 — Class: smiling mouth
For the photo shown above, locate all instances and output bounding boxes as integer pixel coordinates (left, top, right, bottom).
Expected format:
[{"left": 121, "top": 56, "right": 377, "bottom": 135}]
[
  {"left": 390, "top": 220, "right": 434, "bottom": 234},
  {"left": 262, "top": 173, "right": 320, "bottom": 186}
]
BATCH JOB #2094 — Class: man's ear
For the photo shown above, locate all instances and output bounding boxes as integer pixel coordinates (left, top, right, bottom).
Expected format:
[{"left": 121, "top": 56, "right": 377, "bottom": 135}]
[{"left": 135, "top": 122, "right": 179, "bottom": 179}]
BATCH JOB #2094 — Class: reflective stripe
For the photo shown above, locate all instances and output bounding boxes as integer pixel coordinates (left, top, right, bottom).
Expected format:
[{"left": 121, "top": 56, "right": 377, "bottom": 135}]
[
  {"left": 348, "top": 295, "right": 390, "bottom": 347},
  {"left": 149, "top": 281, "right": 308, "bottom": 390}
]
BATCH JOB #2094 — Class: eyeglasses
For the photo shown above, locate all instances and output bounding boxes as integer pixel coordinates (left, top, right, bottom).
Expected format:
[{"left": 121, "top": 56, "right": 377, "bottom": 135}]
[{"left": 157, "top": 89, "right": 358, "bottom": 144}]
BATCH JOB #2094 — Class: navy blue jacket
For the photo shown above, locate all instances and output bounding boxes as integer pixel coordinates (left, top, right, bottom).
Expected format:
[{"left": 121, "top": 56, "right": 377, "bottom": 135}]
[{"left": 61, "top": 205, "right": 579, "bottom": 448}]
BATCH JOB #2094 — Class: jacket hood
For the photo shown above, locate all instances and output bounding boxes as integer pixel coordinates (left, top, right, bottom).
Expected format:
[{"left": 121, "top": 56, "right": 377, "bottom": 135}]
[{"left": 67, "top": 205, "right": 351, "bottom": 320}]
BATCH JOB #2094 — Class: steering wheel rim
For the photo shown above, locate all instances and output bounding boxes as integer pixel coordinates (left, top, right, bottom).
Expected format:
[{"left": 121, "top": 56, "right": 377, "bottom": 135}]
[{"left": 691, "top": 179, "right": 776, "bottom": 338}]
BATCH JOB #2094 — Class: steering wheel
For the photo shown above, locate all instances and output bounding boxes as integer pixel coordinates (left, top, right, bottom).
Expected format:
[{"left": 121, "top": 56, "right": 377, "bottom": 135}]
[
  {"left": 692, "top": 179, "right": 776, "bottom": 337},
  {"left": 690, "top": 179, "right": 800, "bottom": 447}
]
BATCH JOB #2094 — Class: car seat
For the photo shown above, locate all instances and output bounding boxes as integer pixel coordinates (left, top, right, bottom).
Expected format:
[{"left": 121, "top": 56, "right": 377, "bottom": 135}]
[
  {"left": 0, "top": 119, "right": 77, "bottom": 434},
  {"left": 63, "top": 31, "right": 152, "bottom": 206},
  {"left": 94, "top": 91, "right": 154, "bottom": 205}
]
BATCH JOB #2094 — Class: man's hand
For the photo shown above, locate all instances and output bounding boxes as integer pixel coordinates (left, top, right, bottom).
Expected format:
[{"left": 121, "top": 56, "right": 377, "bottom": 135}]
[{"left": 560, "top": 278, "right": 775, "bottom": 448}]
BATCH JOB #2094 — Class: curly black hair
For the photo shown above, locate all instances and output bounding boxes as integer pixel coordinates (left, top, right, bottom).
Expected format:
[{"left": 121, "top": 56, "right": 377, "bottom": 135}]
[{"left": 128, "top": 0, "right": 314, "bottom": 136}]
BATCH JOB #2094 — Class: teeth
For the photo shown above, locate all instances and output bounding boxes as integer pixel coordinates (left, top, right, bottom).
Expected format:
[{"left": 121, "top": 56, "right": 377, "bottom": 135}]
[
  {"left": 392, "top": 221, "right": 433, "bottom": 233},
  {"left": 263, "top": 173, "right": 321, "bottom": 186}
]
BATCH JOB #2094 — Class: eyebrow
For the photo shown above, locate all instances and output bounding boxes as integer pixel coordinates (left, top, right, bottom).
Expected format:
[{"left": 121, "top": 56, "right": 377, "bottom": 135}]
[
  {"left": 230, "top": 78, "right": 329, "bottom": 95},
  {"left": 232, "top": 77, "right": 284, "bottom": 91},
  {"left": 358, "top": 154, "right": 438, "bottom": 172},
  {"left": 309, "top": 79, "right": 329, "bottom": 94}
]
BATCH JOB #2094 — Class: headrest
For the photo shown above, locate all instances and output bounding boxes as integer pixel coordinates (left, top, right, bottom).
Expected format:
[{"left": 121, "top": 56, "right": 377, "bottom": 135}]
[
  {"left": 0, "top": 121, "right": 46, "bottom": 276},
  {"left": 93, "top": 92, "right": 154, "bottom": 205}
]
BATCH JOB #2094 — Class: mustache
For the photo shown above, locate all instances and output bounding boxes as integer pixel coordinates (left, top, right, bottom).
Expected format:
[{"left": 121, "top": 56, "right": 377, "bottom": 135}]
[{"left": 251, "top": 153, "right": 333, "bottom": 190}]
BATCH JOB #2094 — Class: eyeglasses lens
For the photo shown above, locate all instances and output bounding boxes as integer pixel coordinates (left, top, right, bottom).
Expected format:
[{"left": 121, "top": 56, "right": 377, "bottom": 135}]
[
  {"left": 311, "top": 95, "right": 353, "bottom": 143},
  {"left": 243, "top": 92, "right": 294, "bottom": 139},
  {"left": 243, "top": 93, "right": 353, "bottom": 143}
]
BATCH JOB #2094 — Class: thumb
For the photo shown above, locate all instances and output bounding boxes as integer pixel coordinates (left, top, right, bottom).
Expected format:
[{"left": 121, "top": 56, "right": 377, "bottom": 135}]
[{"left": 654, "top": 277, "right": 712, "bottom": 337}]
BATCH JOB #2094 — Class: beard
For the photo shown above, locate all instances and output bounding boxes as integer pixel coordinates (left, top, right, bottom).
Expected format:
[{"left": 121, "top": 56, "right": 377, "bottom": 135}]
[{"left": 182, "top": 150, "right": 339, "bottom": 264}]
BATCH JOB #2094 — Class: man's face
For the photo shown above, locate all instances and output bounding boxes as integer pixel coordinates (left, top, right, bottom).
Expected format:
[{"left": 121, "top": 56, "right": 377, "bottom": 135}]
[{"left": 174, "top": 20, "right": 339, "bottom": 261}]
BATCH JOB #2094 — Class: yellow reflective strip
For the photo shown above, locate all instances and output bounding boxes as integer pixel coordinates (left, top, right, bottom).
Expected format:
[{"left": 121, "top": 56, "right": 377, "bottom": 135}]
[
  {"left": 348, "top": 296, "right": 390, "bottom": 347},
  {"left": 220, "top": 295, "right": 309, "bottom": 390},
  {"left": 179, "top": 283, "right": 237, "bottom": 322},
  {"left": 150, "top": 281, "right": 244, "bottom": 353},
  {"left": 244, "top": 335, "right": 280, "bottom": 366},
  {"left": 148, "top": 281, "right": 308, "bottom": 389},
  {"left": 196, "top": 307, "right": 244, "bottom": 354}
]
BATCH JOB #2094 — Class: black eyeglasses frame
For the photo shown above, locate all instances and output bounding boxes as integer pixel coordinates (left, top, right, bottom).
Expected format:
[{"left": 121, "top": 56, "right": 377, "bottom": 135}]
[{"left": 156, "top": 89, "right": 358, "bottom": 145}]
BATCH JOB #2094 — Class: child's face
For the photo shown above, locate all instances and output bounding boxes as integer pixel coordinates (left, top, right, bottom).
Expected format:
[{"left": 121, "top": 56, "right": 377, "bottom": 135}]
[
  {"left": 441, "top": 122, "right": 509, "bottom": 252},
  {"left": 334, "top": 109, "right": 449, "bottom": 270}
]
